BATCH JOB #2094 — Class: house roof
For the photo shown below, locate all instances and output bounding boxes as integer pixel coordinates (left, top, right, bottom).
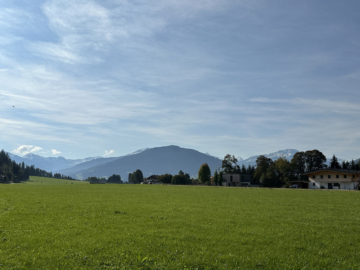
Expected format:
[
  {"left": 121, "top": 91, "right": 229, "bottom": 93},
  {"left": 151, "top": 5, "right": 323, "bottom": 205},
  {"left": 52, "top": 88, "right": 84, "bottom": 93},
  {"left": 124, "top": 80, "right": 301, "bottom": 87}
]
[
  {"left": 145, "top": 175, "right": 160, "bottom": 180},
  {"left": 304, "top": 168, "right": 360, "bottom": 175}
]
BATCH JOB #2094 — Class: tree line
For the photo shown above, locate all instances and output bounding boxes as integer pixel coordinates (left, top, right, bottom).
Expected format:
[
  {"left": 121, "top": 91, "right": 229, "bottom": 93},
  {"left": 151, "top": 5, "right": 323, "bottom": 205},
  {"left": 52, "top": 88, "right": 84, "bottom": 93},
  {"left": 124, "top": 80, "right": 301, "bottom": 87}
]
[
  {"left": 189, "top": 150, "right": 360, "bottom": 188},
  {"left": 0, "top": 150, "right": 75, "bottom": 183},
  {"left": 158, "top": 170, "right": 191, "bottom": 185},
  {"left": 85, "top": 174, "right": 123, "bottom": 184},
  {"left": 241, "top": 150, "right": 360, "bottom": 188}
]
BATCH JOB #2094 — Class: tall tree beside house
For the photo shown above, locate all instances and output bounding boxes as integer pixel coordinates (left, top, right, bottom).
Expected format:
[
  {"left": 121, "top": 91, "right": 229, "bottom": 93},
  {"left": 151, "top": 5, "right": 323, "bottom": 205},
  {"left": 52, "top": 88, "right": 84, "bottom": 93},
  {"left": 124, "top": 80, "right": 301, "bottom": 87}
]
[
  {"left": 264, "top": 163, "right": 279, "bottom": 187},
  {"left": 246, "top": 165, "right": 256, "bottom": 182},
  {"left": 254, "top": 156, "right": 282, "bottom": 187},
  {"left": 221, "top": 154, "right": 240, "bottom": 174},
  {"left": 171, "top": 174, "right": 189, "bottom": 185},
  {"left": 329, "top": 155, "right": 341, "bottom": 169},
  {"left": 159, "top": 174, "right": 172, "bottom": 184},
  {"left": 355, "top": 160, "right": 360, "bottom": 171},
  {"left": 254, "top": 155, "right": 274, "bottom": 185},
  {"left": 304, "top": 150, "right": 327, "bottom": 171},
  {"left": 246, "top": 165, "right": 252, "bottom": 175},
  {"left": 350, "top": 160, "right": 356, "bottom": 170},
  {"left": 290, "top": 150, "right": 327, "bottom": 175},
  {"left": 219, "top": 171, "right": 223, "bottom": 186},
  {"left": 290, "top": 152, "right": 307, "bottom": 180},
  {"left": 198, "top": 163, "right": 211, "bottom": 184},
  {"left": 213, "top": 170, "right": 219, "bottom": 186},
  {"left": 274, "top": 156, "right": 292, "bottom": 186},
  {"left": 241, "top": 164, "right": 247, "bottom": 174},
  {"left": 131, "top": 169, "right": 143, "bottom": 184},
  {"left": 341, "top": 160, "right": 350, "bottom": 170},
  {"left": 128, "top": 173, "right": 132, "bottom": 183}
]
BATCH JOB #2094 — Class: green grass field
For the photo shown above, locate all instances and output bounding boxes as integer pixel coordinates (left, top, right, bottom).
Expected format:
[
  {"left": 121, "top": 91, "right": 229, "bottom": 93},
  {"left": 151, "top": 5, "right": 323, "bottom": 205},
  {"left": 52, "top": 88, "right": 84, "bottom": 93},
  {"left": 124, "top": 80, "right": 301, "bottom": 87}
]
[
  {"left": 22, "top": 176, "right": 88, "bottom": 185},
  {"left": 1, "top": 177, "right": 360, "bottom": 269}
]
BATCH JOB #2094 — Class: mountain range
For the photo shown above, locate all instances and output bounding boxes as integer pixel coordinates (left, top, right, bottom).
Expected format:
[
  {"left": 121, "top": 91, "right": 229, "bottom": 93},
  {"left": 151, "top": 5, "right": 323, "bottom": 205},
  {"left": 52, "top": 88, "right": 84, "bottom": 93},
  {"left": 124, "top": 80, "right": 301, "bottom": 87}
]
[
  {"left": 6, "top": 146, "right": 347, "bottom": 180},
  {"left": 237, "top": 149, "right": 299, "bottom": 166},
  {"left": 63, "top": 145, "right": 222, "bottom": 180},
  {"left": 8, "top": 153, "right": 100, "bottom": 172}
]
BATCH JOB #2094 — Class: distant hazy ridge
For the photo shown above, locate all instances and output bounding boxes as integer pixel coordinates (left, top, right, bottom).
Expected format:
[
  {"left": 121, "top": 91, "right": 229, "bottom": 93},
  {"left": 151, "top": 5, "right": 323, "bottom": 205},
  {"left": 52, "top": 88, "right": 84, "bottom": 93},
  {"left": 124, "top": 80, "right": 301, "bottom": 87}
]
[{"left": 8, "top": 147, "right": 344, "bottom": 180}]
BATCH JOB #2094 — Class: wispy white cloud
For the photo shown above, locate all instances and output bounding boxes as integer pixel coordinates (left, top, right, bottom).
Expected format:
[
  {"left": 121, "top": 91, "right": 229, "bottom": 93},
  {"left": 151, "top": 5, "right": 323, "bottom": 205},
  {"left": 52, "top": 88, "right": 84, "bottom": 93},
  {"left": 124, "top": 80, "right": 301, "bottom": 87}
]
[
  {"left": 12, "top": 145, "right": 42, "bottom": 155},
  {"left": 52, "top": 149, "right": 61, "bottom": 155},
  {"left": 250, "top": 97, "right": 360, "bottom": 115},
  {"left": 0, "top": 8, "right": 32, "bottom": 29},
  {"left": 1, "top": 0, "right": 360, "bottom": 161}
]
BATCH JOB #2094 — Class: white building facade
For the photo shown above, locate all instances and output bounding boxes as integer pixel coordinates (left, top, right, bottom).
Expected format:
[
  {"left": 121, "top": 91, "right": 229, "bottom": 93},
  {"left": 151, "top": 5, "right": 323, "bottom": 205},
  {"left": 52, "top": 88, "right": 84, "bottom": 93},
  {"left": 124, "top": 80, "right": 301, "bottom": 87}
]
[{"left": 305, "top": 169, "right": 360, "bottom": 190}]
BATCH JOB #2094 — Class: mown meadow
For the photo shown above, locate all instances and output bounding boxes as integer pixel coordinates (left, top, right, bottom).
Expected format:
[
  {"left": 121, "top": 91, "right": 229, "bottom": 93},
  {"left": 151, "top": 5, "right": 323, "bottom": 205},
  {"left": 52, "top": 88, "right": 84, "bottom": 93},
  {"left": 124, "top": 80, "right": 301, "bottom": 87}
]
[{"left": 1, "top": 177, "right": 360, "bottom": 269}]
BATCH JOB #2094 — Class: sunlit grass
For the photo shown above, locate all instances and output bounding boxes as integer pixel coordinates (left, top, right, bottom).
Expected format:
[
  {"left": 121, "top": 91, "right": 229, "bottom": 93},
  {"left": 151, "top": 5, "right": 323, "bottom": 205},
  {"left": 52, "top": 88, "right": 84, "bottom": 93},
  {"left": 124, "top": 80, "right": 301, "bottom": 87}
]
[
  {"left": 22, "top": 176, "right": 88, "bottom": 185},
  {"left": 1, "top": 177, "right": 360, "bottom": 269}
]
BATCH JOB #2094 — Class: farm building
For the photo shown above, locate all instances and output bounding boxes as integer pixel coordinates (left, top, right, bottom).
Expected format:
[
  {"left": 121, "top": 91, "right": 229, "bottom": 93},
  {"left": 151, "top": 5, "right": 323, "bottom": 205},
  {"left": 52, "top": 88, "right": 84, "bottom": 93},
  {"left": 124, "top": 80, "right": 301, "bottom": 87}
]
[
  {"left": 143, "top": 175, "right": 161, "bottom": 184},
  {"left": 222, "top": 173, "right": 253, "bottom": 187},
  {"left": 304, "top": 169, "right": 360, "bottom": 190}
]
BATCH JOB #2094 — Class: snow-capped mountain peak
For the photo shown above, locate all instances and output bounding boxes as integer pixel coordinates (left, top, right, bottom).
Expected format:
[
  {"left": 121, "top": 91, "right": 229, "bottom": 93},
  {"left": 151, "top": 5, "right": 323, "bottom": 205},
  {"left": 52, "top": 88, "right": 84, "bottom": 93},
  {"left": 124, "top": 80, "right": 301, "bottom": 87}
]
[{"left": 238, "top": 149, "right": 299, "bottom": 166}]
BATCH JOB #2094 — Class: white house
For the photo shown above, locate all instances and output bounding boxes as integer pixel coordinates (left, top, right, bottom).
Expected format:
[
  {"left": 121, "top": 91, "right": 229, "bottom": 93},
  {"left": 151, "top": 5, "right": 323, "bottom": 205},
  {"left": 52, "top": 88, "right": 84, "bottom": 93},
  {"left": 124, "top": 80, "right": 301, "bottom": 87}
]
[{"left": 304, "top": 169, "right": 360, "bottom": 190}]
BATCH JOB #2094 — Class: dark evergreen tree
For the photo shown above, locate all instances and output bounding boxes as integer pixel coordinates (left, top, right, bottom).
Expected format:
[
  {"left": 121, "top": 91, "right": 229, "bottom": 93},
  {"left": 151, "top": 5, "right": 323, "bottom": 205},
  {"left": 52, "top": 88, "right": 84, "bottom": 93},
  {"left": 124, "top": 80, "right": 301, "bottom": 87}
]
[
  {"left": 159, "top": 174, "right": 172, "bottom": 184},
  {"left": 213, "top": 170, "right": 219, "bottom": 186},
  {"left": 171, "top": 174, "right": 189, "bottom": 185},
  {"left": 246, "top": 165, "right": 252, "bottom": 175},
  {"left": 107, "top": 174, "right": 123, "bottom": 183},
  {"left": 350, "top": 160, "right": 356, "bottom": 170},
  {"left": 241, "top": 164, "right": 247, "bottom": 174},
  {"left": 329, "top": 155, "right": 341, "bottom": 169},
  {"left": 218, "top": 171, "right": 223, "bottom": 186}
]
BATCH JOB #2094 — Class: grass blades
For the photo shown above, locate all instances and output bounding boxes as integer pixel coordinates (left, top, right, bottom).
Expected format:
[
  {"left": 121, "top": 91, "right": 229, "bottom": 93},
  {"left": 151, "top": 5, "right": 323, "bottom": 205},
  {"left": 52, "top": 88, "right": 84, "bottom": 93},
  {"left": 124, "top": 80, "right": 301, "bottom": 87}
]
[{"left": 0, "top": 177, "right": 360, "bottom": 269}]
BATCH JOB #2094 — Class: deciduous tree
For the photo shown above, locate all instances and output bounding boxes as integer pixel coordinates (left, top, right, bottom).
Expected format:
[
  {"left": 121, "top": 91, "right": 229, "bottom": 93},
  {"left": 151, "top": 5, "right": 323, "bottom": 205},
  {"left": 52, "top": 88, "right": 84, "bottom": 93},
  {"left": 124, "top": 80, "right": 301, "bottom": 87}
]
[
  {"left": 221, "top": 154, "right": 240, "bottom": 174},
  {"left": 198, "top": 163, "right": 211, "bottom": 184},
  {"left": 159, "top": 174, "right": 172, "bottom": 184}
]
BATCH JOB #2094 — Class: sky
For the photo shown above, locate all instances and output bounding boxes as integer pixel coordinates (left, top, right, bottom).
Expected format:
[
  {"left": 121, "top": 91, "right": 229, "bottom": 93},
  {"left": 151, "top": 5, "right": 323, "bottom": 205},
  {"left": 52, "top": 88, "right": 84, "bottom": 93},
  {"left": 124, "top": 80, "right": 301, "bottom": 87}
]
[{"left": 1, "top": 0, "right": 360, "bottom": 160}]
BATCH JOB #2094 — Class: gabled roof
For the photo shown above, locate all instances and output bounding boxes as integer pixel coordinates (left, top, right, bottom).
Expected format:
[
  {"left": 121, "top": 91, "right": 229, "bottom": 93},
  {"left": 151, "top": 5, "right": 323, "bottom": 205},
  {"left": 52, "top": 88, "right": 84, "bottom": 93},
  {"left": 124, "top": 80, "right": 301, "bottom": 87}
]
[
  {"left": 145, "top": 175, "right": 160, "bottom": 180},
  {"left": 304, "top": 168, "right": 360, "bottom": 175}
]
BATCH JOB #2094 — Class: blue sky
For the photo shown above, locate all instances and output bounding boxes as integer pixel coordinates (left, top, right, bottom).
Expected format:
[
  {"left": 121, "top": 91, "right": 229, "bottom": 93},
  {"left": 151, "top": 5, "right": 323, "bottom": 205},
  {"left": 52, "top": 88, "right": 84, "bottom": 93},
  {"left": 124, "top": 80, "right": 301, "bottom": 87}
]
[{"left": 1, "top": 0, "right": 360, "bottom": 160}]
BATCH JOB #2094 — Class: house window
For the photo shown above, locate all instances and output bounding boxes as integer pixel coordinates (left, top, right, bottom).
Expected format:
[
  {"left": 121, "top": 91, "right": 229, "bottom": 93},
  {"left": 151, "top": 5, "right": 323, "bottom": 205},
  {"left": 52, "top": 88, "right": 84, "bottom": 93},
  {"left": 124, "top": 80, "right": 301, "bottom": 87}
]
[
  {"left": 320, "top": 175, "right": 323, "bottom": 179},
  {"left": 230, "top": 176, "right": 233, "bottom": 182},
  {"left": 328, "top": 175, "right": 331, "bottom": 179},
  {"left": 344, "top": 175, "right": 347, "bottom": 178},
  {"left": 313, "top": 175, "right": 316, "bottom": 179},
  {"left": 313, "top": 183, "right": 315, "bottom": 186},
  {"left": 336, "top": 175, "right": 339, "bottom": 179}
]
